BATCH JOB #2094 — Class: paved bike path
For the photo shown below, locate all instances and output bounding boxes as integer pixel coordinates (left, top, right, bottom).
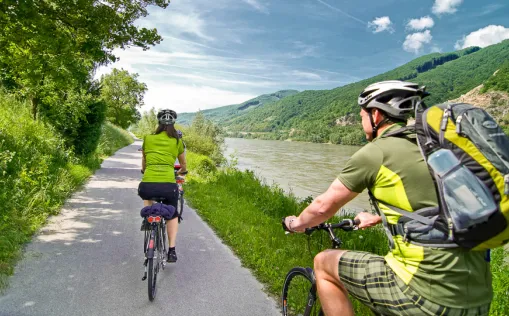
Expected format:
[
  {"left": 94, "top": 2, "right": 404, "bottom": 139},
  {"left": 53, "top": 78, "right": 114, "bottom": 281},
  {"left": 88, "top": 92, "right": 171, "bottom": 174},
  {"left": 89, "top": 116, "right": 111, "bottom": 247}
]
[{"left": 0, "top": 139, "right": 280, "bottom": 316}]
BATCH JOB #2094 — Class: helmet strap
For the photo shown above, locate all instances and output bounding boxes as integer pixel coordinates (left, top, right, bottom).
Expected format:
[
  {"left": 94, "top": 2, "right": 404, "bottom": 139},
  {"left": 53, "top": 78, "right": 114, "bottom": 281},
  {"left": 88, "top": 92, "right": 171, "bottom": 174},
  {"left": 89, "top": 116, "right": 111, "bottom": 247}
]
[{"left": 368, "top": 110, "right": 389, "bottom": 139}]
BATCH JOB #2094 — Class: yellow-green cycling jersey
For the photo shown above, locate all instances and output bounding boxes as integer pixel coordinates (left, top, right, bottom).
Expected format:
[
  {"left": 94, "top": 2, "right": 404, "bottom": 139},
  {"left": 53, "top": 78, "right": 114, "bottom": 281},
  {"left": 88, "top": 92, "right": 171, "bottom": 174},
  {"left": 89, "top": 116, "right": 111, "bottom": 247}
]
[{"left": 337, "top": 124, "right": 492, "bottom": 308}]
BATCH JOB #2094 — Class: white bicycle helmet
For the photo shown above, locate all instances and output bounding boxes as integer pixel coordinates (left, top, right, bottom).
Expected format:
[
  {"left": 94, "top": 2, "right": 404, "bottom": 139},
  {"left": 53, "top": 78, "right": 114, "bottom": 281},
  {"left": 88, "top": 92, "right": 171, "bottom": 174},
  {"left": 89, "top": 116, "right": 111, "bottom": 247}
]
[
  {"left": 358, "top": 80, "right": 429, "bottom": 120},
  {"left": 358, "top": 80, "right": 429, "bottom": 138}
]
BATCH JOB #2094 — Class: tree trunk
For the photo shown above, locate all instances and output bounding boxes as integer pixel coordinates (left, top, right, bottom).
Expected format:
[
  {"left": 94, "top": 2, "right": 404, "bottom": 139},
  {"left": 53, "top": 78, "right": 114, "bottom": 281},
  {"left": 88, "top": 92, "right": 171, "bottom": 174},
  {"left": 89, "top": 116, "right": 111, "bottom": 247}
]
[{"left": 31, "top": 96, "right": 38, "bottom": 120}]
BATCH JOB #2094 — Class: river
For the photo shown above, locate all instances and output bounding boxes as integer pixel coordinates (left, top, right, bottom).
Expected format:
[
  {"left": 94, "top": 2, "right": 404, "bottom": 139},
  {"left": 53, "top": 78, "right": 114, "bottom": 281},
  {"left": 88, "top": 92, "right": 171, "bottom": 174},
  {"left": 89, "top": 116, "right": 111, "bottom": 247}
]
[{"left": 223, "top": 138, "right": 372, "bottom": 212}]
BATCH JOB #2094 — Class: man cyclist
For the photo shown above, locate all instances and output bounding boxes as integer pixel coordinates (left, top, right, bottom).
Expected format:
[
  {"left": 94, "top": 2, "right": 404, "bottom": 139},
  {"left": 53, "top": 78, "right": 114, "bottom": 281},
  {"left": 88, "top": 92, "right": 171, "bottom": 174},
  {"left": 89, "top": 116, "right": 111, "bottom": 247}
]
[{"left": 284, "top": 81, "right": 492, "bottom": 316}]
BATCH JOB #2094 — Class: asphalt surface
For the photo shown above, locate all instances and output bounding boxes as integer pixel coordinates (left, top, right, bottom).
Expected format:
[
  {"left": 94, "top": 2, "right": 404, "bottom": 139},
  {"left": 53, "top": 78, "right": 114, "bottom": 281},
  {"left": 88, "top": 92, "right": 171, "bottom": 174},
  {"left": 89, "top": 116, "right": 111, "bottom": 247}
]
[{"left": 0, "top": 139, "right": 280, "bottom": 316}]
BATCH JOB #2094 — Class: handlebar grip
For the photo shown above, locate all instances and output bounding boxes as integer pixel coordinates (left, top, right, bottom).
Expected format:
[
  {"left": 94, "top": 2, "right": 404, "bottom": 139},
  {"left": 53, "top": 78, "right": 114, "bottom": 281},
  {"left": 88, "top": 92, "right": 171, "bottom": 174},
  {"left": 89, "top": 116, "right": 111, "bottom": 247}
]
[
  {"left": 180, "top": 170, "right": 189, "bottom": 175},
  {"left": 281, "top": 217, "right": 290, "bottom": 232}
]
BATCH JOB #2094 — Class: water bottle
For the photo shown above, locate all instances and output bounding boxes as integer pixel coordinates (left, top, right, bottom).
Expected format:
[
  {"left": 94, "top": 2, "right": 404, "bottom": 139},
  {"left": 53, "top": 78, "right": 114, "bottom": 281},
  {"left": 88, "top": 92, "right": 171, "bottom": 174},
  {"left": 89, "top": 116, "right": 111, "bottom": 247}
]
[{"left": 427, "top": 149, "right": 497, "bottom": 231}]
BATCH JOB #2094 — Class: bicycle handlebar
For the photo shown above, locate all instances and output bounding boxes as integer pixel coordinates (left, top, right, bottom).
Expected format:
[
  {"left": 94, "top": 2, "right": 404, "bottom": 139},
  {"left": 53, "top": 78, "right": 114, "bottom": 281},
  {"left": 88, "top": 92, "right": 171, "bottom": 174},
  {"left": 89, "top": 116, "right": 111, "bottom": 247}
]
[{"left": 281, "top": 218, "right": 360, "bottom": 234}]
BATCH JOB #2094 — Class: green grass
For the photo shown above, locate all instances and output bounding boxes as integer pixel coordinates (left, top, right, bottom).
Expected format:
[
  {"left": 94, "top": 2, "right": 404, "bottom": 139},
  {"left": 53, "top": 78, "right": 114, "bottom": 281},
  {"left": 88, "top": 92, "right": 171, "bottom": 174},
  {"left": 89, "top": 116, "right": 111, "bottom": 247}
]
[
  {"left": 490, "top": 247, "right": 509, "bottom": 315},
  {"left": 184, "top": 154, "right": 509, "bottom": 315},
  {"left": 0, "top": 93, "right": 133, "bottom": 289}
]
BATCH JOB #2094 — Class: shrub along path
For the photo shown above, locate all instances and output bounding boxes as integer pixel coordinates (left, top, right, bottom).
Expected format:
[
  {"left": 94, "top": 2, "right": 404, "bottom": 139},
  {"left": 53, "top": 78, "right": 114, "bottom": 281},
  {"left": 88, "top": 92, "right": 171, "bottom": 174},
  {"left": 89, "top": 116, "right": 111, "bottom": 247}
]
[{"left": 0, "top": 140, "right": 279, "bottom": 316}]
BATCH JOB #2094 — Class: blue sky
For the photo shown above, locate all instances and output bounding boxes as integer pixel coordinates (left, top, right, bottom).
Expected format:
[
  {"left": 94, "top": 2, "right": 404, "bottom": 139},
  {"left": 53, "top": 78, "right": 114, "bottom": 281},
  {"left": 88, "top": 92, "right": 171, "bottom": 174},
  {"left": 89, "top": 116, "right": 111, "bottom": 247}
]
[{"left": 95, "top": 0, "right": 509, "bottom": 114}]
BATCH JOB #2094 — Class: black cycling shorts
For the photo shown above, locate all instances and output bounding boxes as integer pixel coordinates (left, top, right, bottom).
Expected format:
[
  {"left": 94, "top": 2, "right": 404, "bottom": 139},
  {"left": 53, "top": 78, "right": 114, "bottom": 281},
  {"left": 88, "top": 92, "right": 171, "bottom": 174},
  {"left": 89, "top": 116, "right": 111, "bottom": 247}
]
[{"left": 138, "top": 182, "right": 179, "bottom": 220}]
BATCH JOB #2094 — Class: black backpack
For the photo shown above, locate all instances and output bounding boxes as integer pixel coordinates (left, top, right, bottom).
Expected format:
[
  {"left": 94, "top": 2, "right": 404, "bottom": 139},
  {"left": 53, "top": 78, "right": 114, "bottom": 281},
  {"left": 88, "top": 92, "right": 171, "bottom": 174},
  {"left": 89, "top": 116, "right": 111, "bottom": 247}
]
[{"left": 374, "top": 102, "right": 509, "bottom": 251}]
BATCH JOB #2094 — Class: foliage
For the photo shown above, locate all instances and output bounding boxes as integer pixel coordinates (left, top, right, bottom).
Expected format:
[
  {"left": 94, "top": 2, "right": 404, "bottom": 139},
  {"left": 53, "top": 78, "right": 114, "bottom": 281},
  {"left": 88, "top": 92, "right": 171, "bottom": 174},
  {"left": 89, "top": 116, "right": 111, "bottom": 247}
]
[
  {"left": 38, "top": 83, "right": 107, "bottom": 155},
  {"left": 131, "top": 110, "right": 226, "bottom": 165},
  {"left": 130, "top": 107, "right": 159, "bottom": 137},
  {"left": 96, "top": 122, "right": 134, "bottom": 157},
  {"left": 481, "top": 62, "right": 509, "bottom": 94},
  {"left": 0, "top": 93, "right": 132, "bottom": 288},
  {"left": 0, "top": 0, "right": 167, "bottom": 155},
  {"left": 100, "top": 68, "right": 147, "bottom": 129},
  {"left": 183, "top": 112, "right": 225, "bottom": 163}
]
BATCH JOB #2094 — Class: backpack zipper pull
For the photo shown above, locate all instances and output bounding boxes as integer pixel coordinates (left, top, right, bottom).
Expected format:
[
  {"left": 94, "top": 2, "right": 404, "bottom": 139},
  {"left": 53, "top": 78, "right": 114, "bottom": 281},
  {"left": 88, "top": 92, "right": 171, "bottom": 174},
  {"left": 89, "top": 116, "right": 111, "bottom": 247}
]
[
  {"left": 440, "top": 109, "right": 450, "bottom": 131},
  {"left": 504, "top": 174, "right": 509, "bottom": 195},
  {"left": 455, "top": 114, "right": 463, "bottom": 135}
]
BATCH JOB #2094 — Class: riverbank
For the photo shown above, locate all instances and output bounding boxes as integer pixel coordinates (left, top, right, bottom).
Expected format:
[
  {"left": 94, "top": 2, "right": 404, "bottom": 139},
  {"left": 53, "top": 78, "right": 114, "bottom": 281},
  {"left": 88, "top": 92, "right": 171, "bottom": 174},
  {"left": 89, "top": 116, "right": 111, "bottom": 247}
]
[
  {"left": 0, "top": 97, "right": 133, "bottom": 289},
  {"left": 223, "top": 137, "right": 371, "bottom": 211},
  {"left": 184, "top": 152, "right": 509, "bottom": 315}
]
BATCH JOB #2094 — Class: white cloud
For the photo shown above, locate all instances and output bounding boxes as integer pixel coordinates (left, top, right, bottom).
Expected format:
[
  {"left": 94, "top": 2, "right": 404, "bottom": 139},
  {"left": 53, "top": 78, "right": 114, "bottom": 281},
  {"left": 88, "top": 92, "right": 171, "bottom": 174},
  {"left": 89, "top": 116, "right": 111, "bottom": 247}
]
[
  {"left": 368, "top": 16, "right": 394, "bottom": 34},
  {"left": 291, "top": 71, "right": 322, "bottom": 80},
  {"left": 316, "top": 0, "right": 365, "bottom": 25},
  {"left": 431, "top": 45, "right": 442, "bottom": 53},
  {"left": 161, "top": 12, "right": 214, "bottom": 41},
  {"left": 242, "top": 0, "right": 269, "bottom": 14},
  {"left": 406, "top": 16, "right": 434, "bottom": 31},
  {"left": 286, "top": 41, "right": 320, "bottom": 59},
  {"left": 142, "top": 81, "right": 257, "bottom": 114},
  {"left": 403, "top": 30, "right": 433, "bottom": 54},
  {"left": 455, "top": 25, "right": 509, "bottom": 49},
  {"left": 432, "top": 0, "right": 463, "bottom": 15}
]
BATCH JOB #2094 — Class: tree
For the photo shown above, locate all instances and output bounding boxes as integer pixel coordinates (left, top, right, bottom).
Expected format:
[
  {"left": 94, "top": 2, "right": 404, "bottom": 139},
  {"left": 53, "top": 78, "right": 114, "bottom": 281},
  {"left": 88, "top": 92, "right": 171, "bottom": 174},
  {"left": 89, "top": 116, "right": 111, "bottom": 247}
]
[
  {"left": 100, "top": 68, "right": 147, "bottom": 128},
  {"left": 0, "top": 0, "right": 169, "bottom": 119}
]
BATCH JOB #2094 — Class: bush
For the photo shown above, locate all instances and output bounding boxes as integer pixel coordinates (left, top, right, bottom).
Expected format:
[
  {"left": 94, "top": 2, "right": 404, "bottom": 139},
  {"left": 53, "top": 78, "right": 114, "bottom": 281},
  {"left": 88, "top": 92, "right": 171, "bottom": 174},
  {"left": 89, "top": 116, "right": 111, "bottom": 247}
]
[{"left": 39, "top": 87, "right": 107, "bottom": 156}]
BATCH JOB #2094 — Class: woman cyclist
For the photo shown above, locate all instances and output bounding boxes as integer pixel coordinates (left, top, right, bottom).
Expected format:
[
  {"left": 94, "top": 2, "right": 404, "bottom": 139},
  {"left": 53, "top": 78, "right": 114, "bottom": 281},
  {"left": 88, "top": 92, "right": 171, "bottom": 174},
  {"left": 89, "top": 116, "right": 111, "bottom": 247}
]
[{"left": 139, "top": 109, "right": 187, "bottom": 263}]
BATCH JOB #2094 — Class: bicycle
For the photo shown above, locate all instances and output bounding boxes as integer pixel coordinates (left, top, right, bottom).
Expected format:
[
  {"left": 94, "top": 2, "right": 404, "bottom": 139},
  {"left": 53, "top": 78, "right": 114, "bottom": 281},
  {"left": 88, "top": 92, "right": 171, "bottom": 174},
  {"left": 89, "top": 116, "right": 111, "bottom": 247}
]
[
  {"left": 281, "top": 218, "right": 359, "bottom": 316},
  {"left": 141, "top": 199, "right": 169, "bottom": 302}
]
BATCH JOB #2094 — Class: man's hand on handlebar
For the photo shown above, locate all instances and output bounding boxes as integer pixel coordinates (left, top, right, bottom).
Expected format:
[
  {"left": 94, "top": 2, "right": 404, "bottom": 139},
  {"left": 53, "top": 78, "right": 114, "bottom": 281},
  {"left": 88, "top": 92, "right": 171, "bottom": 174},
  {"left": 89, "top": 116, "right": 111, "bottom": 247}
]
[
  {"left": 283, "top": 216, "right": 305, "bottom": 233},
  {"left": 354, "top": 212, "right": 382, "bottom": 230}
]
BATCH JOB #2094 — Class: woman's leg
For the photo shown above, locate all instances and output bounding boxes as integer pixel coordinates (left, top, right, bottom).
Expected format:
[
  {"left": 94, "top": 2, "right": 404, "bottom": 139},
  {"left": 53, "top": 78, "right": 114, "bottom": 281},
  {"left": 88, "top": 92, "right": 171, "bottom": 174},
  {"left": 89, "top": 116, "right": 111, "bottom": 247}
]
[{"left": 167, "top": 217, "right": 178, "bottom": 247}]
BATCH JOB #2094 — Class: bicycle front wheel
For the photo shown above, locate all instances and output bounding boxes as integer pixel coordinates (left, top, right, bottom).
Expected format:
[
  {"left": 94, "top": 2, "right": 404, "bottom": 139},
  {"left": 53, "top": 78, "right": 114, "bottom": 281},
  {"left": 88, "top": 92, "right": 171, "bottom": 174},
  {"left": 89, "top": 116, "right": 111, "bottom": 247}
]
[
  {"left": 177, "top": 192, "right": 184, "bottom": 221},
  {"left": 282, "top": 267, "right": 323, "bottom": 316}
]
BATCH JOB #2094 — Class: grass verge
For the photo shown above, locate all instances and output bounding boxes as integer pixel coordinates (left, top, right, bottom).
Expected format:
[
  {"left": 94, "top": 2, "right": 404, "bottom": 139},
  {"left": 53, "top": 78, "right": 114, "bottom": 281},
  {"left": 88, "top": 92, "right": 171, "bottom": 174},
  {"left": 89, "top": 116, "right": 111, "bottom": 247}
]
[{"left": 0, "top": 96, "right": 133, "bottom": 290}]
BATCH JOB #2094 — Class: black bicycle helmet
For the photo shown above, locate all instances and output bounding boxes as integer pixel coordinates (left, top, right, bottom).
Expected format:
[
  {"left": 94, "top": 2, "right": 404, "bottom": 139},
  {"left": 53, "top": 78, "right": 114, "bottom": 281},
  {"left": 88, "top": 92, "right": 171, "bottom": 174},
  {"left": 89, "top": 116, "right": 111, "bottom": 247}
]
[{"left": 157, "top": 109, "right": 177, "bottom": 125}]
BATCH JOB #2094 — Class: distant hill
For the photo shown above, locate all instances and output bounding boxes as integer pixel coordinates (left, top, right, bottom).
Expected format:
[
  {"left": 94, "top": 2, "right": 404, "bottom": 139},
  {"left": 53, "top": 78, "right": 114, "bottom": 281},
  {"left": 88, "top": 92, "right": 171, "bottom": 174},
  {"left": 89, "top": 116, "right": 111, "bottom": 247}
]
[
  {"left": 177, "top": 90, "right": 299, "bottom": 125},
  {"left": 217, "top": 40, "right": 509, "bottom": 145}
]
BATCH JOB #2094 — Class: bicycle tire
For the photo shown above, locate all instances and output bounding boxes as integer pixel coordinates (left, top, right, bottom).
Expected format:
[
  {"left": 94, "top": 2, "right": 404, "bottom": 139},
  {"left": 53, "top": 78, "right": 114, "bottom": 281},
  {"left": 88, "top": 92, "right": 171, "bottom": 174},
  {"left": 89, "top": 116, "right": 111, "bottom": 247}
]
[
  {"left": 147, "top": 228, "right": 158, "bottom": 301},
  {"left": 161, "top": 223, "right": 167, "bottom": 269},
  {"left": 179, "top": 194, "right": 184, "bottom": 219},
  {"left": 282, "top": 267, "right": 323, "bottom": 316}
]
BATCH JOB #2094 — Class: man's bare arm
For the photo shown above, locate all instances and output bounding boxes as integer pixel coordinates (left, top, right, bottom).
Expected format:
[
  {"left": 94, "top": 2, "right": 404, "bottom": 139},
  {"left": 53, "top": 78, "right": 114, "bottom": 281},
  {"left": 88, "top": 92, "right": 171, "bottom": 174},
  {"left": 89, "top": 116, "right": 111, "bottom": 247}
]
[{"left": 289, "top": 179, "right": 359, "bottom": 232}]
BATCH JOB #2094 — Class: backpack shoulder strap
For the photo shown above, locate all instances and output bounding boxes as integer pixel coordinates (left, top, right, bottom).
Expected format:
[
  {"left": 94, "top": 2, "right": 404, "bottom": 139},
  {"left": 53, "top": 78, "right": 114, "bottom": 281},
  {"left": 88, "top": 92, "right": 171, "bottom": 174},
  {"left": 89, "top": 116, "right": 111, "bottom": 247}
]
[{"left": 382, "top": 125, "right": 417, "bottom": 142}]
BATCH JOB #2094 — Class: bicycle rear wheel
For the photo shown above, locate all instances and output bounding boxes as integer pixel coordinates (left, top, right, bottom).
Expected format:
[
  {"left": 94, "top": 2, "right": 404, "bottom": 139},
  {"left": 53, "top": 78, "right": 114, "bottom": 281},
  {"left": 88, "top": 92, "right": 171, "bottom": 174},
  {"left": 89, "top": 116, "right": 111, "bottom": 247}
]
[{"left": 282, "top": 267, "right": 323, "bottom": 316}]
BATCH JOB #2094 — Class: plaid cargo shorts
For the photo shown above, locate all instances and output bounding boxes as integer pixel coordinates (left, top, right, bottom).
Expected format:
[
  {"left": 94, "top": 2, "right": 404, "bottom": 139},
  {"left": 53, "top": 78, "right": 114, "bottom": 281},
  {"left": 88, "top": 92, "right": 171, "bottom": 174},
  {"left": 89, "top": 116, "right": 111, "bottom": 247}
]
[{"left": 337, "top": 251, "right": 491, "bottom": 316}]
